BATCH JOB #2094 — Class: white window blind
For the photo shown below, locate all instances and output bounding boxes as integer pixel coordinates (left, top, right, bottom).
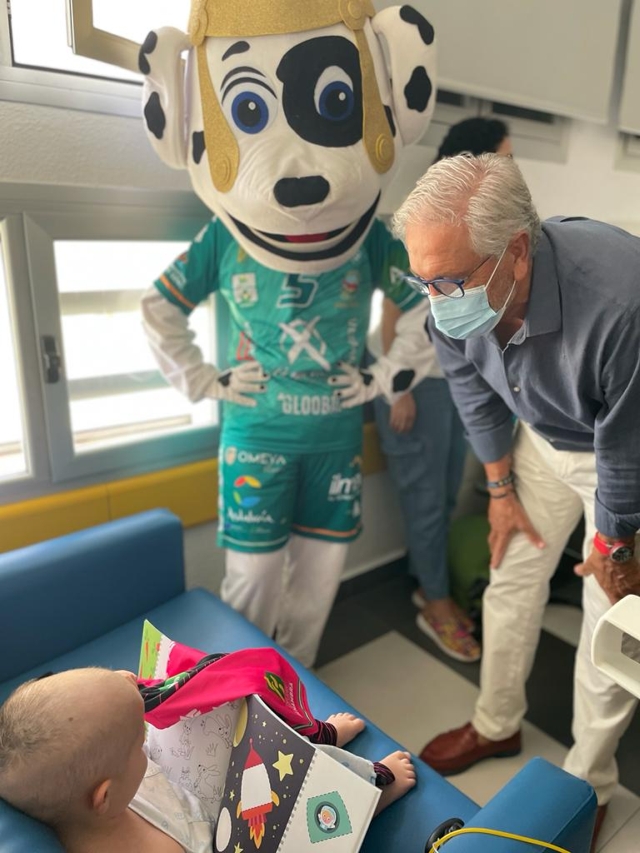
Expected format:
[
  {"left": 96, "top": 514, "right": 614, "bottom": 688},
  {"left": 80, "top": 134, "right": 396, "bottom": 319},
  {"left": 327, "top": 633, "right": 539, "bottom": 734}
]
[
  {"left": 619, "top": 1, "right": 640, "bottom": 134},
  {"left": 376, "top": 0, "right": 624, "bottom": 123}
]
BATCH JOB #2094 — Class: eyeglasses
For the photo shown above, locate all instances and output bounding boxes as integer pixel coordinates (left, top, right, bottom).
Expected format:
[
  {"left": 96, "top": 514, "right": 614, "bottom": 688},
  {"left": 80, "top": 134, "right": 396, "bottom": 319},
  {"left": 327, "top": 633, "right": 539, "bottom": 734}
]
[{"left": 403, "top": 248, "right": 506, "bottom": 299}]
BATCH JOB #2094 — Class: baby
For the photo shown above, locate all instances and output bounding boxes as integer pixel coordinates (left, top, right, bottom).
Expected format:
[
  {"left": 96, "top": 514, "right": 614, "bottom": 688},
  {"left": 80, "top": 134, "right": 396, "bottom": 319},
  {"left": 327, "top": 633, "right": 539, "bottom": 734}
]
[{"left": 0, "top": 668, "right": 415, "bottom": 853}]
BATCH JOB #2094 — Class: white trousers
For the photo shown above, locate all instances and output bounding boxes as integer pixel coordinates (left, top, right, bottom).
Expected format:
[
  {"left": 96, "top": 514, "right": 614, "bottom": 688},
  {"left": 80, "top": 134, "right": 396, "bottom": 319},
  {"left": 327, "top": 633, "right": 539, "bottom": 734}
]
[
  {"left": 220, "top": 535, "right": 349, "bottom": 668},
  {"left": 472, "top": 422, "right": 639, "bottom": 803}
]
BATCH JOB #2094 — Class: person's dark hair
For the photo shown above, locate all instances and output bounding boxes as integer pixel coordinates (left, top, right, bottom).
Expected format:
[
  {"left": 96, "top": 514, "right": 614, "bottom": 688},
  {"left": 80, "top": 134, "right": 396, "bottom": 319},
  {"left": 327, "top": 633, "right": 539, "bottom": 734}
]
[{"left": 435, "top": 117, "right": 509, "bottom": 163}]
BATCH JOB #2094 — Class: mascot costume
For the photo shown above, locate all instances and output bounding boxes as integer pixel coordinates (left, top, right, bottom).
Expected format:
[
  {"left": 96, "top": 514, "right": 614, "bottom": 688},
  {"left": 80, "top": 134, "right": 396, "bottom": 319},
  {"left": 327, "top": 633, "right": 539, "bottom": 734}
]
[{"left": 139, "top": 0, "right": 438, "bottom": 666}]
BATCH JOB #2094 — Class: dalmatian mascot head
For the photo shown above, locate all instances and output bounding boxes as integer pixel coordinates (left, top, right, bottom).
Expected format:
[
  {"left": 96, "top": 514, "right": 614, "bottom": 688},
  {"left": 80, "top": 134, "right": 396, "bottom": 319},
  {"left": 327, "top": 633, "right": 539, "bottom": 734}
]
[{"left": 140, "top": 0, "right": 436, "bottom": 273}]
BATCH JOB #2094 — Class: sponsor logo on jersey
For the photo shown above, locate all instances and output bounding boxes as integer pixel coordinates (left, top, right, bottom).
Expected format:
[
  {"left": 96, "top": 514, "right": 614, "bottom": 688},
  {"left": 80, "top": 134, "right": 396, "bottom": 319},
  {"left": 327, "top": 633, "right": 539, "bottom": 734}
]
[
  {"left": 233, "top": 475, "right": 262, "bottom": 508},
  {"left": 264, "top": 671, "right": 286, "bottom": 701},
  {"left": 225, "top": 450, "right": 287, "bottom": 468},
  {"left": 342, "top": 270, "right": 360, "bottom": 297},
  {"left": 277, "top": 393, "right": 342, "bottom": 416},
  {"left": 227, "top": 507, "right": 275, "bottom": 525},
  {"left": 232, "top": 273, "right": 258, "bottom": 306},
  {"left": 279, "top": 316, "right": 331, "bottom": 370},
  {"left": 328, "top": 471, "right": 363, "bottom": 501}
]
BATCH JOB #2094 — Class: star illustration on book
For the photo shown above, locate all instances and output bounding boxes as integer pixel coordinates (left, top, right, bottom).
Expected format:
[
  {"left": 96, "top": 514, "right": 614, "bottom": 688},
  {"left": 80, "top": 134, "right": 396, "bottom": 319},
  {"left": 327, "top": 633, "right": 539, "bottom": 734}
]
[
  {"left": 234, "top": 844, "right": 243, "bottom": 853},
  {"left": 272, "top": 751, "right": 294, "bottom": 781},
  {"left": 229, "top": 789, "right": 235, "bottom": 801}
]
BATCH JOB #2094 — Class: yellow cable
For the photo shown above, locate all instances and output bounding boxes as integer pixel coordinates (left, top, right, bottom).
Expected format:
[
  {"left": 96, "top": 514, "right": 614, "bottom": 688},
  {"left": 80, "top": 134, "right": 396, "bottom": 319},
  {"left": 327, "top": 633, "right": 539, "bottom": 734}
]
[{"left": 430, "top": 826, "right": 571, "bottom": 852}]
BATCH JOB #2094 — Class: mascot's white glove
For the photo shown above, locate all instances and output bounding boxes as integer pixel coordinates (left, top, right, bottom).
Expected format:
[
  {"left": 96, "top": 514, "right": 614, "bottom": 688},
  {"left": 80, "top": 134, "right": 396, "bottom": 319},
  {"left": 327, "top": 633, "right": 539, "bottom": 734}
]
[
  {"left": 330, "top": 300, "right": 439, "bottom": 410},
  {"left": 141, "top": 288, "right": 268, "bottom": 407},
  {"left": 329, "top": 363, "right": 382, "bottom": 407},
  {"left": 207, "top": 362, "right": 268, "bottom": 407}
]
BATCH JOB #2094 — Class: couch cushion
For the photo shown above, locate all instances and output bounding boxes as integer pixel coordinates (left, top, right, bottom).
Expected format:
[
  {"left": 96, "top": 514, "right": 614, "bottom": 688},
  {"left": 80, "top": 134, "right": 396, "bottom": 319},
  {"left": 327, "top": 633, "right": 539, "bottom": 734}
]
[
  {"left": 0, "top": 588, "right": 479, "bottom": 853},
  {"left": 0, "top": 510, "right": 185, "bottom": 682}
]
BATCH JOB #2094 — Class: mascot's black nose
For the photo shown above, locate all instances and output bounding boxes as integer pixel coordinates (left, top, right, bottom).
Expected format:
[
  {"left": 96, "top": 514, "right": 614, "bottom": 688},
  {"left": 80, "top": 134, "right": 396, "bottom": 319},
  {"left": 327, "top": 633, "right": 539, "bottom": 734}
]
[{"left": 274, "top": 176, "right": 330, "bottom": 208}]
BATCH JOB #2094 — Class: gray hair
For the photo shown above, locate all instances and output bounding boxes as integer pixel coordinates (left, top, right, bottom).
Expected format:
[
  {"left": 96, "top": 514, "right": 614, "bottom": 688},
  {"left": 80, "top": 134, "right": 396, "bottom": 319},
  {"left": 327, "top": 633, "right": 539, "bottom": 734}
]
[{"left": 392, "top": 153, "right": 541, "bottom": 256}]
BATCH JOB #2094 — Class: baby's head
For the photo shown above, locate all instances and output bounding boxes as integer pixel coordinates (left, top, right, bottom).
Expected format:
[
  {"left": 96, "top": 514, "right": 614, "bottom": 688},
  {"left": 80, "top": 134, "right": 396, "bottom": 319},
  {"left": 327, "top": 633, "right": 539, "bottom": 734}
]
[{"left": 0, "top": 668, "right": 146, "bottom": 830}]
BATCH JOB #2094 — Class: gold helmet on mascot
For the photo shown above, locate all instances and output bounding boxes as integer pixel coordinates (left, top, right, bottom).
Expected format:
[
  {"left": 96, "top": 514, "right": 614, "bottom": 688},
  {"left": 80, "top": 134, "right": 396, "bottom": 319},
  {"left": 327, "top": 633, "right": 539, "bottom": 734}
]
[{"left": 140, "top": 0, "right": 437, "bottom": 272}]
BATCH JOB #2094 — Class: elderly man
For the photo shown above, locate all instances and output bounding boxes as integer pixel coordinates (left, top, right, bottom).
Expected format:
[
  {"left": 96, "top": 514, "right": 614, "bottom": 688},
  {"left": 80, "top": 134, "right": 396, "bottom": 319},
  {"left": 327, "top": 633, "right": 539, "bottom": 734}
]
[{"left": 392, "top": 153, "right": 640, "bottom": 845}]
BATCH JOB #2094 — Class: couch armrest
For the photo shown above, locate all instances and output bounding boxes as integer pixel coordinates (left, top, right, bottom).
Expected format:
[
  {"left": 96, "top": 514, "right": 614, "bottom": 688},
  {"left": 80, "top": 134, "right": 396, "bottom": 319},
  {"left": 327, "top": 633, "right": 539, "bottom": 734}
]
[
  {"left": 438, "top": 758, "right": 597, "bottom": 853},
  {"left": 0, "top": 510, "right": 185, "bottom": 682}
]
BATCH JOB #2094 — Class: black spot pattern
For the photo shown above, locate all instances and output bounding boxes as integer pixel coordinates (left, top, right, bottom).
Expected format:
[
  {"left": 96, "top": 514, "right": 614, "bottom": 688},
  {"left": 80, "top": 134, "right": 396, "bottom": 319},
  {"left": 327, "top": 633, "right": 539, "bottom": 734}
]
[
  {"left": 399, "top": 6, "right": 435, "bottom": 45},
  {"left": 219, "top": 371, "right": 232, "bottom": 388},
  {"left": 404, "top": 66, "right": 432, "bottom": 113},
  {"left": 392, "top": 369, "right": 415, "bottom": 392},
  {"left": 192, "top": 131, "right": 206, "bottom": 164},
  {"left": 144, "top": 92, "right": 166, "bottom": 140},
  {"left": 362, "top": 371, "right": 375, "bottom": 387},
  {"left": 384, "top": 105, "right": 396, "bottom": 138},
  {"left": 138, "top": 30, "right": 157, "bottom": 75}
]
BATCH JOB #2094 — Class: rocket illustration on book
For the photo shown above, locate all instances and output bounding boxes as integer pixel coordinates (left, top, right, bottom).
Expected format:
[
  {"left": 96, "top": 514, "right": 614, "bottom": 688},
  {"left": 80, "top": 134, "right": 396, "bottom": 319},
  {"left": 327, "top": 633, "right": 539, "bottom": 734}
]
[{"left": 236, "top": 738, "right": 280, "bottom": 848}]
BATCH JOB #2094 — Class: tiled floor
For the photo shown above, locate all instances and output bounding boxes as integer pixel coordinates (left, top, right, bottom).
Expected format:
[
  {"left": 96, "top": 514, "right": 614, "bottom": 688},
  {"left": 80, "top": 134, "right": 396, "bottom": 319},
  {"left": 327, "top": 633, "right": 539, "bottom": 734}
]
[{"left": 315, "top": 569, "right": 640, "bottom": 853}]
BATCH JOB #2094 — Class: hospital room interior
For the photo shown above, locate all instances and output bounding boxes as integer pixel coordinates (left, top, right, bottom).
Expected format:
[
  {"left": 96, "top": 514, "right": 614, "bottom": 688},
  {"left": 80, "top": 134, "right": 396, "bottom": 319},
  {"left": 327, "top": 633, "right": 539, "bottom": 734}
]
[{"left": 2, "top": 2, "right": 640, "bottom": 852}]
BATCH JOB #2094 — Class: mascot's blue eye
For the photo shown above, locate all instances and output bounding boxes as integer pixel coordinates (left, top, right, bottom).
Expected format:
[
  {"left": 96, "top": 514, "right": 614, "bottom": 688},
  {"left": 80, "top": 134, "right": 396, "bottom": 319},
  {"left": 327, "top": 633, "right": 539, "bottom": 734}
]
[
  {"left": 318, "top": 81, "right": 354, "bottom": 122},
  {"left": 231, "top": 92, "right": 269, "bottom": 134}
]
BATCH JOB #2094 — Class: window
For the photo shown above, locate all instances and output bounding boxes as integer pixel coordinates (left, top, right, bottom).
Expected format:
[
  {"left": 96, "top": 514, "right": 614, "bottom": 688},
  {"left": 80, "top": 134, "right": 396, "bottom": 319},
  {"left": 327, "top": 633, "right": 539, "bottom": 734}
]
[
  {"left": 0, "top": 236, "right": 27, "bottom": 480},
  {"left": 0, "top": 185, "right": 214, "bottom": 500},
  {"left": 0, "top": 1, "right": 188, "bottom": 116},
  {"left": 53, "top": 240, "right": 216, "bottom": 457}
]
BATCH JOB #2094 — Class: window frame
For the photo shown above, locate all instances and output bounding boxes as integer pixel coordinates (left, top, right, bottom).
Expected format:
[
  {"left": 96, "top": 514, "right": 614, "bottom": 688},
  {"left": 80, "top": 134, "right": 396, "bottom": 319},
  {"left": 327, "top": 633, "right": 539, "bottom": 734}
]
[
  {"left": 0, "top": 215, "right": 51, "bottom": 498},
  {"left": 0, "top": 2, "right": 142, "bottom": 118},
  {"left": 66, "top": 0, "right": 141, "bottom": 75},
  {"left": 0, "top": 183, "right": 217, "bottom": 502}
]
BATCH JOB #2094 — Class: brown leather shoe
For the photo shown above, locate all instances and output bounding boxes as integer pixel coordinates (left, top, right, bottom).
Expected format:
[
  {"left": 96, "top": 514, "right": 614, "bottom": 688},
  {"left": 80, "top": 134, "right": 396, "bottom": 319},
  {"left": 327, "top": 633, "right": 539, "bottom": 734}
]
[
  {"left": 419, "top": 722, "right": 521, "bottom": 776},
  {"left": 590, "top": 804, "right": 608, "bottom": 852}
]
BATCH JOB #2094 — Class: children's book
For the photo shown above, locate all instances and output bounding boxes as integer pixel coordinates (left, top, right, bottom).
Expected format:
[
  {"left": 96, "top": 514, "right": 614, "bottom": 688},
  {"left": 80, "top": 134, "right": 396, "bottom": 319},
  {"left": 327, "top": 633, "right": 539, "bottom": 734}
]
[{"left": 138, "top": 621, "right": 380, "bottom": 852}]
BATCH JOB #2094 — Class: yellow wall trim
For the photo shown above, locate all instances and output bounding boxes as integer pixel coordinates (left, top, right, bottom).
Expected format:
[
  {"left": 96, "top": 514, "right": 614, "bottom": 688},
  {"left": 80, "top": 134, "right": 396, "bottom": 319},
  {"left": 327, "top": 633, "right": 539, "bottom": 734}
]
[{"left": 0, "top": 424, "right": 385, "bottom": 554}]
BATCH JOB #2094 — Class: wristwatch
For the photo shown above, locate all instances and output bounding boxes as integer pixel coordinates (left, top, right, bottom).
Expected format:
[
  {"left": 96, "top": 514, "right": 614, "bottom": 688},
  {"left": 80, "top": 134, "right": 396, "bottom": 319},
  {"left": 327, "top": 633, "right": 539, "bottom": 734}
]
[{"left": 593, "top": 533, "right": 635, "bottom": 565}]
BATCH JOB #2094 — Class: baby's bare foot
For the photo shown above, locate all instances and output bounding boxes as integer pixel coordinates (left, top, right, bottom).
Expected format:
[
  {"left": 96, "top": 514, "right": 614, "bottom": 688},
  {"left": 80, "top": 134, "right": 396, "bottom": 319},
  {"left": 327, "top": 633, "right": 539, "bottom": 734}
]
[
  {"left": 374, "top": 751, "right": 416, "bottom": 815},
  {"left": 325, "top": 712, "right": 366, "bottom": 747}
]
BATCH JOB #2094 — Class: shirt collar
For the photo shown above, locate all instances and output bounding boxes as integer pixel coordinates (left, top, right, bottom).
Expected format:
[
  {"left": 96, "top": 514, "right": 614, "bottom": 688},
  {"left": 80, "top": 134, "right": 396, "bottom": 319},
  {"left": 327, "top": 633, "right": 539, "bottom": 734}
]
[{"left": 524, "top": 229, "right": 562, "bottom": 338}]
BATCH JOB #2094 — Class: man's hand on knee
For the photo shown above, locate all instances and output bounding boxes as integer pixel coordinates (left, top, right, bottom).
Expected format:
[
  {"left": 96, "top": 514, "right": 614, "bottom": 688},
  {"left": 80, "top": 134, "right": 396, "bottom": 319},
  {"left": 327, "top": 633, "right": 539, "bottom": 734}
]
[{"left": 487, "top": 492, "right": 546, "bottom": 570}]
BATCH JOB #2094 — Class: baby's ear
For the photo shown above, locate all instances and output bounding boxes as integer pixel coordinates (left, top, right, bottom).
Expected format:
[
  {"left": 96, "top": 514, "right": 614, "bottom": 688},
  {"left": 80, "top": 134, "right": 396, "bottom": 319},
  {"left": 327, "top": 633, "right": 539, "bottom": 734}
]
[{"left": 91, "top": 779, "right": 111, "bottom": 816}]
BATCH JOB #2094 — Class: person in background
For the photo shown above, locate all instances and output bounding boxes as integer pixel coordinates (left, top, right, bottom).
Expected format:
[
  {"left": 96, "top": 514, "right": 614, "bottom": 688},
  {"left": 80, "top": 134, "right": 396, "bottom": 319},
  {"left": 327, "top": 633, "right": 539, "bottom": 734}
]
[
  {"left": 394, "top": 153, "right": 640, "bottom": 851},
  {"left": 370, "top": 118, "right": 510, "bottom": 663}
]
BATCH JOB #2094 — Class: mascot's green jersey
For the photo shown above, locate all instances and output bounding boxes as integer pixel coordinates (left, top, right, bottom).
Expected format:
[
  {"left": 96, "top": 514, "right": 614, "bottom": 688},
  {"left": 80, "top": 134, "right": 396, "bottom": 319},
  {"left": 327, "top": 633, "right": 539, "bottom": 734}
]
[{"left": 154, "top": 217, "right": 421, "bottom": 452}]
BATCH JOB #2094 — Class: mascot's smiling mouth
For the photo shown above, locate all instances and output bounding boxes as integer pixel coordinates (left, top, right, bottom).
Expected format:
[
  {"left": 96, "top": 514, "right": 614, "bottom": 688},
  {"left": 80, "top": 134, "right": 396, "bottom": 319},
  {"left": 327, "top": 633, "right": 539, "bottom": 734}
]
[{"left": 229, "top": 193, "right": 380, "bottom": 262}]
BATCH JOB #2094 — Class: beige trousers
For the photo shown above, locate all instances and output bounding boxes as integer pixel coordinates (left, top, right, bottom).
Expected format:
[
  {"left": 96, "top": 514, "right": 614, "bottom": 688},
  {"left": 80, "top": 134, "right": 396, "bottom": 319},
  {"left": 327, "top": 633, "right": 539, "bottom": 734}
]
[{"left": 472, "top": 422, "right": 638, "bottom": 803}]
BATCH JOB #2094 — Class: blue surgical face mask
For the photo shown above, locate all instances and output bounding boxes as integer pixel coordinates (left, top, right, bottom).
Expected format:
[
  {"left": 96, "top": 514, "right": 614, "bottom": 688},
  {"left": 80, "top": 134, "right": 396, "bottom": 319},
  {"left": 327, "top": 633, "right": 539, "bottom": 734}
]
[{"left": 430, "top": 249, "right": 515, "bottom": 339}]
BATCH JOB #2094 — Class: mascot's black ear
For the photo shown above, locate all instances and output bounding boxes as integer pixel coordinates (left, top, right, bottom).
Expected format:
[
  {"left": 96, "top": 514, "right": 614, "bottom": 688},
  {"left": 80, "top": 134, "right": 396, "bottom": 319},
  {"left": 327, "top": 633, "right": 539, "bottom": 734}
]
[
  {"left": 141, "top": 26, "right": 191, "bottom": 170},
  {"left": 372, "top": 5, "right": 437, "bottom": 146}
]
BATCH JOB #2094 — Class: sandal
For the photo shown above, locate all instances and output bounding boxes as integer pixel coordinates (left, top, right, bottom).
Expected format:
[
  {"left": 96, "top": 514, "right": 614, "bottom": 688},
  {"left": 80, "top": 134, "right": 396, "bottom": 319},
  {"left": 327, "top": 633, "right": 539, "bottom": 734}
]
[
  {"left": 411, "top": 589, "right": 475, "bottom": 634},
  {"left": 416, "top": 611, "right": 481, "bottom": 663}
]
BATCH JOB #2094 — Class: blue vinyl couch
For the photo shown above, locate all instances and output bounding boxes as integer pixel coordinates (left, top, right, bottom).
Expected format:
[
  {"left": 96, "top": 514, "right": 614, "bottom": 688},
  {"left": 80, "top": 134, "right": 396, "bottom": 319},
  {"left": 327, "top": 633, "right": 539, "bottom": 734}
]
[{"left": 0, "top": 510, "right": 596, "bottom": 852}]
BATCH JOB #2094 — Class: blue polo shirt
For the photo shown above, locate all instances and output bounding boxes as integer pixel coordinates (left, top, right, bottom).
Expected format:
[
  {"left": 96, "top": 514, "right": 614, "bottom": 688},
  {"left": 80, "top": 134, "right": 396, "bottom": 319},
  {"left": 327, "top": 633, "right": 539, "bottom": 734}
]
[{"left": 429, "top": 217, "right": 640, "bottom": 539}]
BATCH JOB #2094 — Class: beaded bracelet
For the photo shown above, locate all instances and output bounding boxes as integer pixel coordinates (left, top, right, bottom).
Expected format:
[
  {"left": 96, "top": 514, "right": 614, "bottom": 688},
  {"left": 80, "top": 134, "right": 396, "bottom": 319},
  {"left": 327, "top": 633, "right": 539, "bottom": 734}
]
[{"left": 486, "top": 473, "right": 515, "bottom": 490}]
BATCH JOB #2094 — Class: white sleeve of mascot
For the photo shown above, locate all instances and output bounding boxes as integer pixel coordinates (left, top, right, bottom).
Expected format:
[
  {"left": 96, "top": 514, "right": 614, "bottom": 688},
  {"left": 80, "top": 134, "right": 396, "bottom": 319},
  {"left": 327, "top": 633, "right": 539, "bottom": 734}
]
[
  {"left": 141, "top": 288, "right": 219, "bottom": 403},
  {"left": 368, "top": 300, "right": 443, "bottom": 403}
]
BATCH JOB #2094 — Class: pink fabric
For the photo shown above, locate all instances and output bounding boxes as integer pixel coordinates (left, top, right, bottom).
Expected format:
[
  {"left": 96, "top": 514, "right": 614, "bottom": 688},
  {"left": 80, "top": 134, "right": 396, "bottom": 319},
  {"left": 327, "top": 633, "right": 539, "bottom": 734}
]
[{"left": 139, "top": 642, "right": 319, "bottom": 738}]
